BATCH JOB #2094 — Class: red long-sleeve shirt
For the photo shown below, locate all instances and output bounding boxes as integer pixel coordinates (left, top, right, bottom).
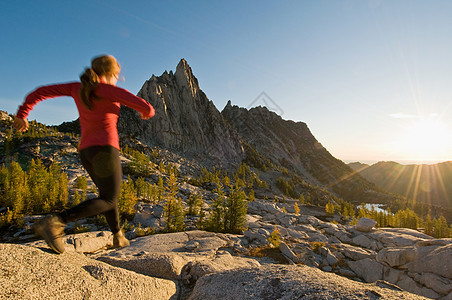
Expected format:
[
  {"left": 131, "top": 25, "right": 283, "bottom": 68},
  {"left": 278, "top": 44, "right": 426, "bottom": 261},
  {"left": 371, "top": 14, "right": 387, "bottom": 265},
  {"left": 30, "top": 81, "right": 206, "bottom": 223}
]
[{"left": 16, "top": 82, "right": 155, "bottom": 150}]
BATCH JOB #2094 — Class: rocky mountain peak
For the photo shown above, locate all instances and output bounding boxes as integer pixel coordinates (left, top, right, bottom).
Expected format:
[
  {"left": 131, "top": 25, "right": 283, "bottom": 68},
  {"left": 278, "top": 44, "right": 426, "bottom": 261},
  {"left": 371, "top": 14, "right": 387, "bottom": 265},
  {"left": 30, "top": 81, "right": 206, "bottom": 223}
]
[
  {"left": 118, "top": 60, "right": 244, "bottom": 166},
  {"left": 175, "top": 58, "right": 199, "bottom": 97}
]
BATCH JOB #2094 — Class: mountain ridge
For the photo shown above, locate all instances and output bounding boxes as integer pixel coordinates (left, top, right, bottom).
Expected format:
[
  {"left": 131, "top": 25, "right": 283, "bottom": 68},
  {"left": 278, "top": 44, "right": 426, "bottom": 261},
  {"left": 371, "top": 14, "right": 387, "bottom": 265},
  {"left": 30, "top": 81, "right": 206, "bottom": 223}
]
[
  {"left": 221, "top": 100, "right": 392, "bottom": 204},
  {"left": 350, "top": 160, "right": 452, "bottom": 213}
]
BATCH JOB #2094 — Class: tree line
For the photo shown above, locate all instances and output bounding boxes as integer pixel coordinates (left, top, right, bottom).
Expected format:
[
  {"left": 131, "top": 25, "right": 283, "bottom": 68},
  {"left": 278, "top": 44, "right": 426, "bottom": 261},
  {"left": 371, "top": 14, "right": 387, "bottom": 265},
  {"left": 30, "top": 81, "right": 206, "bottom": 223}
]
[
  {"left": 2, "top": 143, "right": 452, "bottom": 239},
  {"left": 0, "top": 159, "right": 68, "bottom": 227},
  {"left": 325, "top": 202, "right": 452, "bottom": 239}
]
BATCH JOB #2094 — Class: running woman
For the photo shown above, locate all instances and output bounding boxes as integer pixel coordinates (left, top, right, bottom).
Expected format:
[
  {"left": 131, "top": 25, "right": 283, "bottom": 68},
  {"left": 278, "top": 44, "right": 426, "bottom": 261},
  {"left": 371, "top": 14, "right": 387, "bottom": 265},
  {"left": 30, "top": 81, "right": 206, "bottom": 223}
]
[{"left": 14, "top": 55, "right": 155, "bottom": 254}]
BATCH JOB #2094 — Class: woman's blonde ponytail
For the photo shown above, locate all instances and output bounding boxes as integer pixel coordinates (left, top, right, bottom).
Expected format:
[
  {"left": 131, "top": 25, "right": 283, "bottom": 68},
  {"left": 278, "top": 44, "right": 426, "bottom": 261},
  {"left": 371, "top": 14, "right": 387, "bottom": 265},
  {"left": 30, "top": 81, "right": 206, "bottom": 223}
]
[
  {"left": 79, "top": 55, "right": 120, "bottom": 110},
  {"left": 79, "top": 68, "right": 100, "bottom": 110}
]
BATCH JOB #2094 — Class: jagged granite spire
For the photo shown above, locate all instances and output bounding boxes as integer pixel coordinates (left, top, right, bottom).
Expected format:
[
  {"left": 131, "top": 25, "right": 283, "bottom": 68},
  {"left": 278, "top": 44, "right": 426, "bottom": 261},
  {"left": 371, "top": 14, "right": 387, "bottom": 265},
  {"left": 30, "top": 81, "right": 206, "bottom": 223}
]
[
  {"left": 118, "top": 59, "right": 244, "bottom": 166},
  {"left": 175, "top": 58, "right": 200, "bottom": 97}
]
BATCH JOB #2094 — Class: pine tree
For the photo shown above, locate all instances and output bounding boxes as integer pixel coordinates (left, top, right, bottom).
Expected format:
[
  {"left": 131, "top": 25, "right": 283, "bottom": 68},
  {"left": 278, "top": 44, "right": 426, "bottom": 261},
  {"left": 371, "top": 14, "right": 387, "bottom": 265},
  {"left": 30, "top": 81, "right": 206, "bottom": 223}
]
[
  {"left": 163, "top": 172, "right": 185, "bottom": 232},
  {"left": 7, "top": 161, "right": 27, "bottom": 215},
  {"left": 424, "top": 214, "right": 434, "bottom": 236},
  {"left": 206, "top": 180, "right": 227, "bottom": 232},
  {"left": 299, "top": 194, "right": 305, "bottom": 204},
  {"left": 28, "top": 159, "right": 48, "bottom": 212},
  {"left": 157, "top": 175, "right": 164, "bottom": 202},
  {"left": 224, "top": 183, "right": 248, "bottom": 233},
  {"left": 305, "top": 194, "right": 311, "bottom": 205},
  {"left": 118, "top": 176, "right": 137, "bottom": 219},
  {"left": 158, "top": 161, "right": 165, "bottom": 173},
  {"left": 433, "top": 216, "right": 449, "bottom": 238},
  {"left": 248, "top": 189, "right": 255, "bottom": 202},
  {"left": 187, "top": 192, "right": 203, "bottom": 216},
  {"left": 294, "top": 202, "right": 300, "bottom": 215},
  {"left": 342, "top": 205, "right": 349, "bottom": 218},
  {"left": 135, "top": 177, "right": 146, "bottom": 200},
  {"left": 223, "top": 175, "right": 231, "bottom": 187},
  {"left": 73, "top": 176, "right": 88, "bottom": 201},
  {"left": 267, "top": 226, "right": 281, "bottom": 248},
  {"left": 326, "top": 202, "right": 335, "bottom": 214},
  {"left": 72, "top": 190, "right": 81, "bottom": 207}
]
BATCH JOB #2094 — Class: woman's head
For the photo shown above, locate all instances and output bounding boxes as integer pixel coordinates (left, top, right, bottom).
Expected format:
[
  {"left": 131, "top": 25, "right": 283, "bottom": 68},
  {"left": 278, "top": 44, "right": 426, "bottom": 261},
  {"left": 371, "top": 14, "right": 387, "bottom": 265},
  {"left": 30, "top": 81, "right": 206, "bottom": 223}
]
[
  {"left": 91, "top": 55, "right": 121, "bottom": 82},
  {"left": 79, "top": 55, "right": 121, "bottom": 109}
]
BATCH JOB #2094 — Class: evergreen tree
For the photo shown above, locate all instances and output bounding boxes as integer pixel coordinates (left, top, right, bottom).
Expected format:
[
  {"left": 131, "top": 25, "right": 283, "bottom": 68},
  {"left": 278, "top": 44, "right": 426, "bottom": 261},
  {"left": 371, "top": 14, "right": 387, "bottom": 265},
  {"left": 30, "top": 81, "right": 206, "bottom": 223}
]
[
  {"left": 305, "top": 194, "right": 311, "bottom": 204},
  {"left": 206, "top": 180, "right": 227, "bottom": 232},
  {"left": 248, "top": 189, "right": 255, "bottom": 202},
  {"left": 267, "top": 226, "right": 281, "bottom": 248},
  {"left": 325, "top": 202, "right": 335, "bottom": 214},
  {"left": 187, "top": 192, "right": 203, "bottom": 216},
  {"left": 433, "top": 216, "right": 449, "bottom": 238},
  {"left": 424, "top": 214, "right": 434, "bottom": 236},
  {"left": 73, "top": 176, "right": 88, "bottom": 201},
  {"left": 118, "top": 175, "right": 137, "bottom": 219},
  {"left": 129, "top": 150, "right": 152, "bottom": 176},
  {"left": 223, "top": 175, "right": 231, "bottom": 187},
  {"left": 57, "top": 172, "right": 69, "bottom": 209},
  {"left": 294, "top": 202, "right": 300, "bottom": 215},
  {"left": 135, "top": 177, "right": 147, "bottom": 200},
  {"left": 163, "top": 172, "right": 185, "bottom": 232},
  {"left": 72, "top": 190, "right": 81, "bottom": 207},
  {"left": 157, "top": 175, "right": 164, "bottom": 202},
  {"left": 299, "top": 193, "right": 305, "bottom": 204},
  {"left": 28, "top": 159, "right": 48, "bottom": 212},
  {"left": 224, "top": 183, "right": 248, "bottom": 233}
]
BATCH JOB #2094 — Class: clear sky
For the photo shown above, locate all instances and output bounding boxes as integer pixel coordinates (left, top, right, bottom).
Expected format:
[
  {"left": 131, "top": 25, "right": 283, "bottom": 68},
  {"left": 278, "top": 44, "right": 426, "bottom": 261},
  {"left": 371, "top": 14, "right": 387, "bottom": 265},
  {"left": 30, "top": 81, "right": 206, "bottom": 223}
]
[{"left": 2, "top": 0, "right": 452, "bottom": 164}]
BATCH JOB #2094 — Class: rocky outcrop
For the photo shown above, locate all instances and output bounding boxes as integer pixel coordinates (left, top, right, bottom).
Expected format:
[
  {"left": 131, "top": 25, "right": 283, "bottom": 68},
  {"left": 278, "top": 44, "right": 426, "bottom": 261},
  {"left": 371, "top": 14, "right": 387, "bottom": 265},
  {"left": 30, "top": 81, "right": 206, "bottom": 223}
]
[
  {"left": 355, "top": 217, "right": 378, "bottom": 232},
  {"left": 2, "top": 233, "right": 429, "bottom": 300},
  {"left": 7, "top": 209, "right": 451, "bottom": 299},
  {"left": 94, "top": 230, "right": 259, "bottom": 283},
  {"left": 118, "top": 59, "right": 244, "bottom": 166},
  {"left": 239, "top": 200, "right": 452, "bottom": 299},
  {"left": 26, "top": 230, "right": 114, "bottom": 253},
  {"left": 188, "top": 264, "right": 427, "bottom": 300},
  {"left": 0, "top": 243, "right": 178, "bottom": 300}
]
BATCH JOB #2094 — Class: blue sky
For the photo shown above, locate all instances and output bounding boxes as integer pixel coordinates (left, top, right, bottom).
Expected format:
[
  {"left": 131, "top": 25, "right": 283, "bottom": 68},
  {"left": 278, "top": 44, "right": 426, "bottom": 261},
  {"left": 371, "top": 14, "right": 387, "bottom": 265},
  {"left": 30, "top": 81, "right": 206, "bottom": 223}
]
[{"left": 2, "top": 0, "right": 452, "bottom": 163}]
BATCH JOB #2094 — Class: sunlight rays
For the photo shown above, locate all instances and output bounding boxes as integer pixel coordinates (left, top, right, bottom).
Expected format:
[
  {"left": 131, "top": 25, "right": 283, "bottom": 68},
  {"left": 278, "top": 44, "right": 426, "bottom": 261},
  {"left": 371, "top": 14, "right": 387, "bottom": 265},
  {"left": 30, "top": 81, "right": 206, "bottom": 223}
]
[{"left": 389, "top": 113, "right": 451, "bottom": 163}]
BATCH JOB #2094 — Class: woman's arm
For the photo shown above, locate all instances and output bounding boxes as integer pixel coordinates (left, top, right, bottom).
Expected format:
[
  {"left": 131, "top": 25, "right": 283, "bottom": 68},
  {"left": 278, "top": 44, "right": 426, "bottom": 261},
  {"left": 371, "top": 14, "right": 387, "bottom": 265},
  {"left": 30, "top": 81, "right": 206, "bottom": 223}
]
[
  {"left": 96, "top": 84, "right": 155, "bottom": 119},
  {"left": 16, "top": 83, "right": 75, "bottom": 119}
]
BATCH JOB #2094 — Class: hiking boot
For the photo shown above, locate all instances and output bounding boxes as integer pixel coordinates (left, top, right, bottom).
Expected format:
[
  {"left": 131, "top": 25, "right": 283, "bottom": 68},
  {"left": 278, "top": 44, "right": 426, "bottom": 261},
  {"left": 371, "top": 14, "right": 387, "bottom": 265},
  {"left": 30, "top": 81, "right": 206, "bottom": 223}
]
[
  {"left": 113, "top": 230, "right": 130, "bottom": 248},
  {"left": 33, "top": 215, "right": 66, "bottom": 254}
]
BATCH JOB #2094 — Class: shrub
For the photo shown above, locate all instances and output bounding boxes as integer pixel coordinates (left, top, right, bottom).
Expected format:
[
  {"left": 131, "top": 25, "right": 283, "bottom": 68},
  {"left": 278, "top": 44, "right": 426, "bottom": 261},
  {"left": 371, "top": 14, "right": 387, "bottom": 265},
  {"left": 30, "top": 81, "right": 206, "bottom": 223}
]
[
  {"left": 310, "top": 241, "right": 325, "bottom": 253},
  {"left": 267, "top": 226, "right": 281, "bottom": 248},
  {"left": 246, "top": 246, "right": 287, "bottom": 264}
]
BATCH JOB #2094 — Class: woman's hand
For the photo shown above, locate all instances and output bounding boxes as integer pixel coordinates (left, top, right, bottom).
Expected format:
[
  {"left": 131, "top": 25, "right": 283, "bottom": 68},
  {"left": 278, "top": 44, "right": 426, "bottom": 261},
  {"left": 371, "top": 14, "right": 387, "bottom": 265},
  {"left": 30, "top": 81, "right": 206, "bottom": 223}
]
[{"left": 13, "top": 117, "right": 29, "bottom": 132}]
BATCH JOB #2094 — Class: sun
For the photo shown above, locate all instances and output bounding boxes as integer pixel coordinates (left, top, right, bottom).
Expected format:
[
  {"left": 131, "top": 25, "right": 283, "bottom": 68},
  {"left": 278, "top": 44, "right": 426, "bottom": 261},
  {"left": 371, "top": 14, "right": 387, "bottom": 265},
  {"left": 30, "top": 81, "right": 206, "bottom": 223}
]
[{"left": 397, "top": 117, "right": 449, "bottom": 161}]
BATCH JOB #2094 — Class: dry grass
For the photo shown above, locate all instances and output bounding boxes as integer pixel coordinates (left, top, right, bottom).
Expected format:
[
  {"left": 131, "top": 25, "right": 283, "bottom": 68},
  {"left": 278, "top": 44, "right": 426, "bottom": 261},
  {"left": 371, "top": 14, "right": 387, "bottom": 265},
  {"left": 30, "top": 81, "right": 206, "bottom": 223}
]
[{"left": 245, "top": 246, "right": 288, "bottom": 264}]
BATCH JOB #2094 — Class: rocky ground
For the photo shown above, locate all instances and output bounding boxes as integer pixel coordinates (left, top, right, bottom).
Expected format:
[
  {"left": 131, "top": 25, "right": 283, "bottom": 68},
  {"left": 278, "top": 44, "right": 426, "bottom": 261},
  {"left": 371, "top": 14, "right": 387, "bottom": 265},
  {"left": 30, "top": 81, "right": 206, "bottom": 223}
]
[
  {"left": 2, "top": 199, "right": 452, "bottom": 299},
  {"left": 1, "top": 110, "right": 450, "bottom": 299}
]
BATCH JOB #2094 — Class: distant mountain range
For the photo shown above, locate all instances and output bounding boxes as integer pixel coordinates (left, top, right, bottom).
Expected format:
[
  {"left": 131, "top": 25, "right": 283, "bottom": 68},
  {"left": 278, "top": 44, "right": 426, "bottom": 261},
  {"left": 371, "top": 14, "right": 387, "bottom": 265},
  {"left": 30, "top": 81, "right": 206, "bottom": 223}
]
[{"left": 349, "top": 161, "right": 452, "bottom": 211}]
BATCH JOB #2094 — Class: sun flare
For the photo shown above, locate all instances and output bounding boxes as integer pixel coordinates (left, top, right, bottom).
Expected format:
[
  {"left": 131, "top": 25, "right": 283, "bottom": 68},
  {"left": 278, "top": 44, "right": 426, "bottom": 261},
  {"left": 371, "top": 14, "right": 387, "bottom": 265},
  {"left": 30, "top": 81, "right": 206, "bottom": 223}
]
[{"left": 397, "top": 117, "right": 449, "bottom": 161}]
